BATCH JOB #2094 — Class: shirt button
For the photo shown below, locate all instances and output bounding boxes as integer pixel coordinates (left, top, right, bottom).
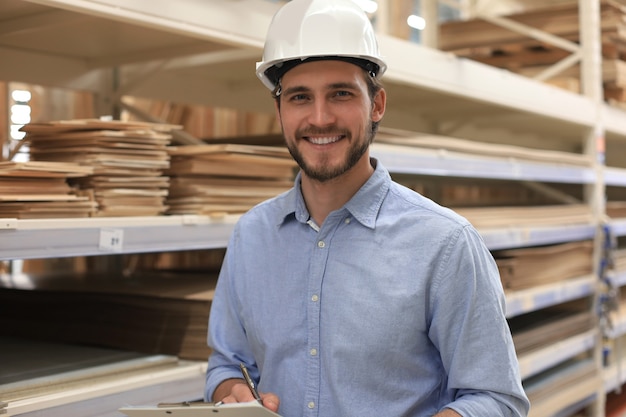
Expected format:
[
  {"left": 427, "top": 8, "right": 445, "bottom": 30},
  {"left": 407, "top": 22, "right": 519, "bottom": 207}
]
[
  {"left": 308, "top": 402, "right": 315, "bottom": 409},
  {"left": 311, "top": 294, "right": 319, "bottom": 302},
  {"left": 317, "top": 240, "right": 325, "bottom": 248},
  {"left": 310, "top": 348, "right": 317, "bottom": 356},
  {"left": 345, "top": 218, "right": 351, "bottom": 224}
]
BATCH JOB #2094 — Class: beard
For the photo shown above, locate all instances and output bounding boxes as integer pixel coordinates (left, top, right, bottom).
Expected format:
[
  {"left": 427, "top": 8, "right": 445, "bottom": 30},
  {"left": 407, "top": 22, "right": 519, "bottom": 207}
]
[{"left": 285, "top": 121, "right": 376, "bottom": 183}]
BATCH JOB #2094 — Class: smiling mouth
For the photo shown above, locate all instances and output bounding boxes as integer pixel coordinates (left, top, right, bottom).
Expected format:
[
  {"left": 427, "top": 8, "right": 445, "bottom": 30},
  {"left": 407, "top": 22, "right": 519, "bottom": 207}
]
[{"left": 305, "top": 135, "right": 343, "bottom": 145}]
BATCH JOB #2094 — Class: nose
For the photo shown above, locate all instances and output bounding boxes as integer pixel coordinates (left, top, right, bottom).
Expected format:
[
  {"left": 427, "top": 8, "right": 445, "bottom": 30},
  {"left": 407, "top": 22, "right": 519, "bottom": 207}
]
[{"left": 307, "top": 99, "right": 336, "bottom": 127}]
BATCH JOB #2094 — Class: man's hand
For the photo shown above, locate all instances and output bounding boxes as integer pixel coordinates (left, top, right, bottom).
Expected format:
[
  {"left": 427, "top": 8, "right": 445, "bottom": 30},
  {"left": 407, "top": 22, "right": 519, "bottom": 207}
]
[{"left": 213, "top": 378, "right": 280, "bottom": 413}]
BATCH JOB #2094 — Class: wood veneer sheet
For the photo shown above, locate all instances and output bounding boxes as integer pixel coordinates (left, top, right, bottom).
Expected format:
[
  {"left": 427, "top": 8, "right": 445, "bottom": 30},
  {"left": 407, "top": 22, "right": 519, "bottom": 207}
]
[
  {"left": 453, "top": 204, "right": 593, "bottom": 228},
  {"left": 0, "top": 272, "right": 217, "bottom": 360},
  {"left": 494, "top": 240, "right": 594, "bottom": 290},
  {"left": 376, "top": 128, "right": 591, "bottom": 166},
  {"left": 21, "top": 119, "right": 176, "bottom": 217}
]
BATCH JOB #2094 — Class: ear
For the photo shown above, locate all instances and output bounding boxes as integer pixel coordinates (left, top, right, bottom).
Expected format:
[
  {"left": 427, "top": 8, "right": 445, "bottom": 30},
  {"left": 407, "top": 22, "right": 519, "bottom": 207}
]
[
  {"left": 371, "top": 88, "right": 386, "bottom": 123},
  {"left": 274, "top": 99, "right": 282, "bottom": 124}
]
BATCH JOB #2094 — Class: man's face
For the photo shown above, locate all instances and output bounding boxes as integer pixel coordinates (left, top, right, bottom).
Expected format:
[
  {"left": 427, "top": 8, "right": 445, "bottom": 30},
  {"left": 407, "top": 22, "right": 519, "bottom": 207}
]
[{"left": 275, "top": 60, "right": 385, "bottom": 183}]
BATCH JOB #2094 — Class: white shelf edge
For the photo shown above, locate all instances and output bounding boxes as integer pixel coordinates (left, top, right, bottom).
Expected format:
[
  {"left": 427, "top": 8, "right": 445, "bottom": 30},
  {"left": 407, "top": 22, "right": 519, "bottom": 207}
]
[
  {"left": 380, "top": 35, "right": 598, "bottom": 129},
  {"left": 605, "top": 166, "right": 626, "bottom": 187},
  {"left": 518, "top": 330, "right": 597, "bottom": 380},
  {"left": 506, "top": 275, "right": 596, "bottom": 318},
  {"left": 608, "top": 303, "right": 626, "bottom": 339},
  {"left": 610, "top": 269, "right": 626, "bottom": 288},
  {"left": 605, "top": 354, "right": 626, "bottom": 393},
  {"left": 372, "top": 143, "right": 595, "bottom": 184},
  {"left": 0, "top": 214, "right": 239, "bottom": 230},
  {"left": 526, "top": 362, "right": 601, "bottom": 417},
  {"left": 0, "top": 215, "right": 238, "bottom": 260},
  {"left": 603, "top": 102, "right": 626, "bottom": 139},
  {"left": 26, "top": 0, "right": 276, "bottom": 48},
  {"left": 609, "top": 218, "right": 626, "bottom": 237},
  {"left": 5, "top": 360, "right": 207, "bottom": 416},
  {"left": 480, "top": 223, "right": 596, "bottom": 250}
]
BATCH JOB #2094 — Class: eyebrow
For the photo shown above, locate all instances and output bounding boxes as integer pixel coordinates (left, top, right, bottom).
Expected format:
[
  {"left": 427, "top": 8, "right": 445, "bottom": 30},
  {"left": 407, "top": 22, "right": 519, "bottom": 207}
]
[{"left": 282, "top": 81, "right": 360, "bottom": 97}]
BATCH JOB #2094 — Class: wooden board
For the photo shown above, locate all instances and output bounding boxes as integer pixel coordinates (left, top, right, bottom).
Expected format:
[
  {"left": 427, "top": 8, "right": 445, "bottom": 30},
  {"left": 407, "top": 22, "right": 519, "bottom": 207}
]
[
  {"left": 0, "top": 271, "right": 217, "bottom": 360},
  {"left": 376, "top": 128, "right": 591, "bottom": 166},
  {"left": 453, "top": 204, "right": 593, "bottom": 228},
  {"left": 21, "top": 119, "right": 175, "bottom": 217},
  {"left": 494, "top": 240, "right": 594, "bottom": 291},
  {"left": 20, "top": 119, "right": 182, "bottom": 134}
]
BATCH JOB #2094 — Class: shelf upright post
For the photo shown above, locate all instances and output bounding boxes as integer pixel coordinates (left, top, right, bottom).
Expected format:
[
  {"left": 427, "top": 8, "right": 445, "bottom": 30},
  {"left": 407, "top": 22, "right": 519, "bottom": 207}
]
[
  {"left": 1, "top": 81, "right": 8, "bottom": 160},
  {"left": 579, "top": 0, "right": 608, "bottom": 416},
  {"left": 420, "top": 0, "right": 439, "bottom": 49}
]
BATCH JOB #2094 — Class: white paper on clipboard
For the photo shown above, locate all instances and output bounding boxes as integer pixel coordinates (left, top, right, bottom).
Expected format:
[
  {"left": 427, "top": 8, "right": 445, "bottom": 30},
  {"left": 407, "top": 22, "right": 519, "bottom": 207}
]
[{"left": 119, "top": 401, "right": 283, "bottom": 417}]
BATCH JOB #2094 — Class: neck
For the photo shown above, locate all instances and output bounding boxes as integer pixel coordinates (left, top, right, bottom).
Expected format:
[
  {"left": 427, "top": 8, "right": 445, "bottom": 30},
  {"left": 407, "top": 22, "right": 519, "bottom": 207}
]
[{"left": 301, "top": 156, "right": 374, "bottom": 226}]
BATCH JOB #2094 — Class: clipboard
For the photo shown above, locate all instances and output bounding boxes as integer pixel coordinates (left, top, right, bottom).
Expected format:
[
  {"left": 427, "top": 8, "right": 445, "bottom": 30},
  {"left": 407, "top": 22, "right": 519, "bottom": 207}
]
[{"left": 119, "top": 401, "right": 282, "bottom": 417}]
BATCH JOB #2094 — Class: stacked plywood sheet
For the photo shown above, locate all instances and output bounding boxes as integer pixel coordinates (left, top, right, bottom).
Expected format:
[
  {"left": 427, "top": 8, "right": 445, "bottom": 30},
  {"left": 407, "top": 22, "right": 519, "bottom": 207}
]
[
  {"left": 21, "top": 119, "right": 180, "bottom": 217},
  {"left": 510, "top": 305, "right": 594, "bottom": 355},
  {"left": 0, "top": 161, "right": 95, "bottom": 218},
  {"left": 0, "top": 336, "right": 200, "bottom": 416},
  {"left": 438, "top": 1, "right": 626, "bottom": 104},
  {"left": 375, "top": 129, "right": 594, "bottom": 228},
  {"left": 614, "top": 248, "right": 626, "bottom": 271},
  {"left": 0, "top": 271, "right": 216, "bottom": 360},
  {"left": 453, "top": 204, "right": 593, "bottom": 228},
  {"left": 493, "top": 240, "right": 594, "bottom": 291},
  {"left": 166, "top": 143, "right": 296, "bottom": 215},
  {"left": 376, "top": 128, "right": 591, "bottom": 166},
  {"left": 607, "top": 201, "right": 626, "bottom": 218}
]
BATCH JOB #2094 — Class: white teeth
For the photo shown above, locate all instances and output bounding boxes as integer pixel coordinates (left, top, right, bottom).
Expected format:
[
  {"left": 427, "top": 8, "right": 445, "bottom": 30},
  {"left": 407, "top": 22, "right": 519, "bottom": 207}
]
[{"left": 308, "top": 136, "right": 340, "bottom": 145}]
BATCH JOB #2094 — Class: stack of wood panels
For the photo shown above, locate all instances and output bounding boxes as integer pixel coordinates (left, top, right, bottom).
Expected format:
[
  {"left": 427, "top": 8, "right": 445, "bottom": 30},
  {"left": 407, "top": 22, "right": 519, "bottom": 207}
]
[
  {"left": 0, "top": 271, "right": 216, "bottom": 360},
  {"left": 493, "top": 240, "right": 594, "bottom": 291},
  {"left": 0, "top": 161, "right": 95, "bottom": 218},
  {"left": 607, "top": 201, "right": 626, "bottom": 218},
  {"left": 21, "top": 119, "right": 180, "bottom": 217},
  {"left": 376, "top": 129, "right": 594, "bottom": 228},
  {"left": 510, "top": 303, "right": 595, "bottom": 356},
  {"left": 166, "top": 143, "right": 296, "bottom": 215},
  {"left": 438, "top": 1, "right": 626, "bottom": 104}
]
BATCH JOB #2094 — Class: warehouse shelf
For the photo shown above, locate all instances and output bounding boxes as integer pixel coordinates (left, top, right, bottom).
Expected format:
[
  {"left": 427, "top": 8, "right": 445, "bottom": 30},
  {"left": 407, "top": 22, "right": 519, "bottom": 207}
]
[
  {"left": 0, "top": 339, "right": 207, "bottom": 417},
  {"left": 0, "top": 216, "right": 594, "bottom": 261},
  {"left": 372, "top": 143, "right": 595, "bottom": 184},
  {"left": 605, "top": 355, "right": 626, "bottom": 394},
  {"left": 609, "top": 270, "right": 626, "bottom": 288},
  {"left": 480, "top": 223, "right": 596, "bottom": 251},
  {"left": 518, "top": 329, "right": 597, "bottom": 380},
  {"left": 506, "top": 275, "right": 596, "bottom": 318},
  {"left": 607, "top": 302, "right": 626, "bottom": 340},
  {"left": 526, "top": 361, "right": 601, "bottom": 417},
  {"left": 0, "top": 1, "right": 619, "bottom": 417},
  {"left": 609, "top": 218, "right": 626, "bottom": 238},
  {"left": 604, "top": 105, "right": 626, "bottom": 141},
  {"left": 0, "top": 215, "right": 237, "bottom": 260},
  {"left": 1, "top": 0, "right": 619, "bottom": 144},
  {"left": 605, "top": 167, "right": 626, "bottom": 187}
]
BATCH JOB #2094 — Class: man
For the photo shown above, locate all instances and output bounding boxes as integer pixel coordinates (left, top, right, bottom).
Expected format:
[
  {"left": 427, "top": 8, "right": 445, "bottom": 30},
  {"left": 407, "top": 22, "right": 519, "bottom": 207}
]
[{"left": 205, "top": 0, "right": 530, "bottom": 416}]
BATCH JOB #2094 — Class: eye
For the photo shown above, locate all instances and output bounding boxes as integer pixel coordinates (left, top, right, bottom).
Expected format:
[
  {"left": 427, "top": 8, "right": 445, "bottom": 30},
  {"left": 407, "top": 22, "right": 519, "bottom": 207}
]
[
  {"left": 288, "top": 93, "right": 309, "bottom": 103},
  {"left": 333, "top": 90, "right": 353, "bottom": 99}
]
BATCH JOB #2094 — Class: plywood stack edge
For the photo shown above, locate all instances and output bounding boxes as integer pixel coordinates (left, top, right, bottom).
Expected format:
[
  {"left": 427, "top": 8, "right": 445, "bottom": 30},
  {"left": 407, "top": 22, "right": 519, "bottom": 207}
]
[
  {"left": 0, "top": 161, "right": 95, "bottom": 219},
  {"left": 0, "top": 271, "right": 216, "bottom": 361},
  {"left": 21, "top": 119, "right": 181, "bottom": 217},
  {"left": 494, "top": 240, "right": 594, "bottom": 291},
  {"left": 438, "top": 1, "right": 626, "bottom": 107},
  {"left": 166, "top": 143, "right": 296, "bottom": 216}
]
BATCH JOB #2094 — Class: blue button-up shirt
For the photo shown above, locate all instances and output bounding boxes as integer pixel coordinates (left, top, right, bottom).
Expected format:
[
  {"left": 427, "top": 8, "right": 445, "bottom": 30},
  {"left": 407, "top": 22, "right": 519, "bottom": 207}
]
[{"left": 205, "top": 160, "right": 529, "bottom": 417}]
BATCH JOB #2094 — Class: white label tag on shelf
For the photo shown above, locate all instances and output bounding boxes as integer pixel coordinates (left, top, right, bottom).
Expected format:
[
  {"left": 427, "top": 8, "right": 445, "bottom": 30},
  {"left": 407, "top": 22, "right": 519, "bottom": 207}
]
[{"left": 99, "top": 228, "right": 124, "bottom": 252}]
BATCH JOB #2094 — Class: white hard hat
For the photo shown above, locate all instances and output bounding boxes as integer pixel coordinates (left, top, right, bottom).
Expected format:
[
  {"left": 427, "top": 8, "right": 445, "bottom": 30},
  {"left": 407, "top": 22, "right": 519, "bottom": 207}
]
[{"left": 256, "top": 0, "right": 387, "bottom": 91}]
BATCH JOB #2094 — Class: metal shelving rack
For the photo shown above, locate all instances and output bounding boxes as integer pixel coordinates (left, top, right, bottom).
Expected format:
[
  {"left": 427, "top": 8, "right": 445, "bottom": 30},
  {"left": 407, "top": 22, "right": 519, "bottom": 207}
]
[{"left": 1, "top": 0, "right": 625, "bottom": 416}]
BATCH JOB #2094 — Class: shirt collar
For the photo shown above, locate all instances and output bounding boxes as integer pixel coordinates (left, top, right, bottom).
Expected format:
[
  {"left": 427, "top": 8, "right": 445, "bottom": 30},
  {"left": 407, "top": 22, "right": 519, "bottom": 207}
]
[{"left": 278, "top": 158, "right": 390, "bottom": 230}]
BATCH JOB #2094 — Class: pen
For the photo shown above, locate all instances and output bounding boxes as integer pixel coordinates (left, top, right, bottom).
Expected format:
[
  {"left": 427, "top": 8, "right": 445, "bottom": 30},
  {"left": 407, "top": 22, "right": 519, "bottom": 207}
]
[{"left": 240, "top": 362, "right": 263, "bottom": 404}]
